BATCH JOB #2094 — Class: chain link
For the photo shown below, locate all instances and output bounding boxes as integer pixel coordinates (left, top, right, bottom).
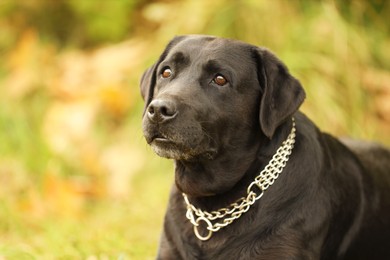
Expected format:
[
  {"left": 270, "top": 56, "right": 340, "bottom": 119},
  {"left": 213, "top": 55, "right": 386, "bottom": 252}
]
[{"left": 182, "top": 118, "right": 296, "bottom": 241}]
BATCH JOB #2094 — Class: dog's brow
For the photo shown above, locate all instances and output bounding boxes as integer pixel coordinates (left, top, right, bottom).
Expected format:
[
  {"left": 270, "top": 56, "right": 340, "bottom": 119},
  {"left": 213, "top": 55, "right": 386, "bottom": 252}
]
[
  {"left": 171, "top": 52, "right": 190, "bottom": 66},
  {"left": 203, "top": 59, "right": 222, "bottom": 72}
]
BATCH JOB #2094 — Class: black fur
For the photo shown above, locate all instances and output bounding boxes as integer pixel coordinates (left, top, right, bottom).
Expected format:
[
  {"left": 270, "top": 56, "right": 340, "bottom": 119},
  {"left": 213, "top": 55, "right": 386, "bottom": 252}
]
[{"left": 140, "top": 35, "right": 390, "bottom": 260}]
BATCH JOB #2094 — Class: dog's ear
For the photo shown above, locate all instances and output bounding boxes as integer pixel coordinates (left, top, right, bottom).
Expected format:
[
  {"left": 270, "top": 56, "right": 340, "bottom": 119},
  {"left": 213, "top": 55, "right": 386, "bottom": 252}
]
[
  {"left": 140, "top": 63, "right": 158, "bottom": 106},
  {"left": 253, "top": 48, "right": 305, "bottom": 139},
  {"left": 140, "top": 36, "right": 186, "bottom": 114}
]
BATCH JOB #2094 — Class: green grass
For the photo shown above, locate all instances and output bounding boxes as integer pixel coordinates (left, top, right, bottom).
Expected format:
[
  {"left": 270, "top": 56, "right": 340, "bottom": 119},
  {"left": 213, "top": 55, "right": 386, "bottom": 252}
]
[{"left": 0, "top": 148, "right": 173, "bottom": 260}]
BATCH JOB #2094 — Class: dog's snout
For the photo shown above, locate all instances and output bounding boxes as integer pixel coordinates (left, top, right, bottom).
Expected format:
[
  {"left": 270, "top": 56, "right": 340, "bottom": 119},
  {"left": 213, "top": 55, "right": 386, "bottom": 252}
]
[{"left": 147, "top": 99, "right": 178, "bottom": 123}]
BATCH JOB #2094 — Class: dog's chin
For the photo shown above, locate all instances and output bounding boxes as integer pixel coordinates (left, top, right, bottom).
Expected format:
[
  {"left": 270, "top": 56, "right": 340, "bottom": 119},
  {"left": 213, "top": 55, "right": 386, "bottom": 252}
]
[
  {"left": 151, "top": 139, "right": 188, "bottom": 160},
  {"left": 151, "top": 138, "right": 217, "bottom": 161}
]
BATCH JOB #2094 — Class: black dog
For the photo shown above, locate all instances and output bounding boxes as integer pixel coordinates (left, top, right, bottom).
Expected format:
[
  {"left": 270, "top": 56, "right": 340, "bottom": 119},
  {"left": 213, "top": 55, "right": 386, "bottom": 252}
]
[{"left": 140, "top": 35, "right": 390, "bottom": 260}]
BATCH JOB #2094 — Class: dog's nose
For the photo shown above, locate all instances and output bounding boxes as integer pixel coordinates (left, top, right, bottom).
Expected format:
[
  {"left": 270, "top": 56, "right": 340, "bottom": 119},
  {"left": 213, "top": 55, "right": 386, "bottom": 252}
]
[{"left": 147, "top": 99, "right": 178, "bottom": 123}]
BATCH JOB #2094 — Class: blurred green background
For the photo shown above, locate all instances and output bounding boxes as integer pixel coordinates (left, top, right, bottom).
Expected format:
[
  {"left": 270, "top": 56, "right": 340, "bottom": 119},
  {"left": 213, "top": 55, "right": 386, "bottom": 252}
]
[{"left": 0, "top": 0, "right": 389, "bottom": 259}]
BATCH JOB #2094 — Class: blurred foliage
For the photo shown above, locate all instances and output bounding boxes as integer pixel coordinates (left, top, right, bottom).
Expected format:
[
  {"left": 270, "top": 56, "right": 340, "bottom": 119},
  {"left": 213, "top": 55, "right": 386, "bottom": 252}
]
[
  {"left": 0, "top": 0, "right": 389, "bottom": 259},
  {"left": 0, "top": 0, "right": 138, "bottom": 48}
]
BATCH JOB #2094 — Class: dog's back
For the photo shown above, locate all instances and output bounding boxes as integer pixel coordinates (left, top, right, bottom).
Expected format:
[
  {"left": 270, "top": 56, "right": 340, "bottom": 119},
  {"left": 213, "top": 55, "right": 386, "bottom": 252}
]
[{"left": 341, "top": 139, "right": 390, "bottom": 259}]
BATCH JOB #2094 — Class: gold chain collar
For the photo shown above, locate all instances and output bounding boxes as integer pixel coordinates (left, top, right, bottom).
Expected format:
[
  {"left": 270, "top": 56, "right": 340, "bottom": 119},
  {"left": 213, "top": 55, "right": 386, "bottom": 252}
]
[{"left": 182, "top": 118, "right": 296, "bottom": 241}]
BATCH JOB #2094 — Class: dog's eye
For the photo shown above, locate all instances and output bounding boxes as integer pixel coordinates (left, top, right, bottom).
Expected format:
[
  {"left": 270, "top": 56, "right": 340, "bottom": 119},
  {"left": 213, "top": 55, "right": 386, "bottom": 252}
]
[
  {"left": 213, "top": 74, "right": 227, "bottom": 86},
  {"left": 161, "top": 67, "right": 172, "bottom": 78}
]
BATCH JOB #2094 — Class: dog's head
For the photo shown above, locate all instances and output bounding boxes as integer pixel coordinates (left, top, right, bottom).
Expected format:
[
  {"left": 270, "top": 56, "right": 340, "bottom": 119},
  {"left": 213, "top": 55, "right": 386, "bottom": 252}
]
[{"left": 140, "top": 35, "right": 305, "bottom": 195}]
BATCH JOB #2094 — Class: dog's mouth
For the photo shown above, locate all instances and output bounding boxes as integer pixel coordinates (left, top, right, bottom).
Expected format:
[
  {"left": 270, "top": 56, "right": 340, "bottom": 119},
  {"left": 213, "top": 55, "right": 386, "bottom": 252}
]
[
  {"left": 146, "top": 131, "right": 217, "bottom": 161},
  {"left": 149, "top": 132, "right": 173, "bottom": 144},
  {"left": 151, "top": 135, "right": 177, "bottom": 148},
  {"left": 148, "top": 132, "right": 185, "bottom": 159}
]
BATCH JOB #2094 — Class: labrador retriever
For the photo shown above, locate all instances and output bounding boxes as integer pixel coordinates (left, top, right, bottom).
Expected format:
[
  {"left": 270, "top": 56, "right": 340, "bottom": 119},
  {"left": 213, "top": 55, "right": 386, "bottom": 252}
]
[{"left": 140, "top": 35, "right": 390, "bottom": 260}]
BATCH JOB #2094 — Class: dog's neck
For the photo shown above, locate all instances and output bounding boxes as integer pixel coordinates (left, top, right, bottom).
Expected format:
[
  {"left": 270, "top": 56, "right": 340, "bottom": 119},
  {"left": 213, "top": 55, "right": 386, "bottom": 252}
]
[{"left": 174, "top": 119, "right": 294, "bottom": 209}]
